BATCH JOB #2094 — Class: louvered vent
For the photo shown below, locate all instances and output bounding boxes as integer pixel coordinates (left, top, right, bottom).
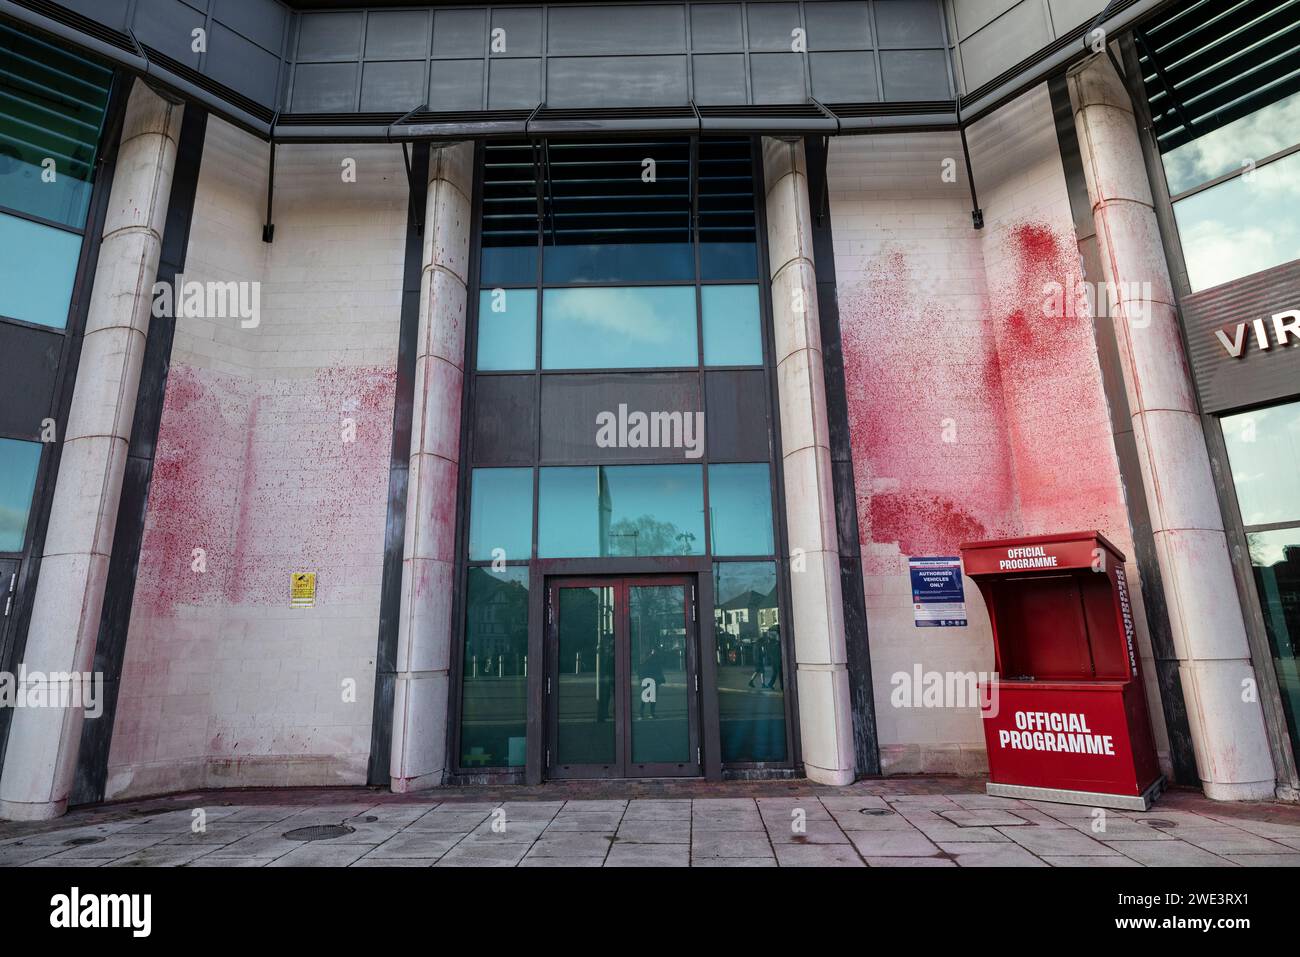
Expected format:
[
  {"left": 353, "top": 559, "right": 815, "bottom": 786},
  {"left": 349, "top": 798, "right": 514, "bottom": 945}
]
[{"left": 1136, "top": 0, "right": 1300, "bottom": 153}]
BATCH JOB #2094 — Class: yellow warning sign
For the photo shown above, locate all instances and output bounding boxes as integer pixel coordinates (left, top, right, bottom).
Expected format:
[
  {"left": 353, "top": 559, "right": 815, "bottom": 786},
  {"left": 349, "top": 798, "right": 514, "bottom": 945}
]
[{"left": 291, "top": 572, "right": 316, "bottom": 608}]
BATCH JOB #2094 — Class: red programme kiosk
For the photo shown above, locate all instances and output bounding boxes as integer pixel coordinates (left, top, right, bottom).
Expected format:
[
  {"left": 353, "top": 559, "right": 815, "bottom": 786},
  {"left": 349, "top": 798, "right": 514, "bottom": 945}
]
[{"left": 960, "top": 531, "right": 1163, "bottom": 810}]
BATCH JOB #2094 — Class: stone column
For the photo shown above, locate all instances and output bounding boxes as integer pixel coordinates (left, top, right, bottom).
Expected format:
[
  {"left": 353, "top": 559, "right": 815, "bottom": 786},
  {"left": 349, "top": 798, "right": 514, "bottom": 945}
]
[
  {"left": 1069, "top": 57, "right": 1276, "bottom": 800},
  {"left": 762, "top": 137, "right": 855, "bottom": 785},
  {"left": 389, "top": 141, "right": 473, "bottom": 792},
  {"left": 0, "top": 81, "right": 182, "bottom": 821}
]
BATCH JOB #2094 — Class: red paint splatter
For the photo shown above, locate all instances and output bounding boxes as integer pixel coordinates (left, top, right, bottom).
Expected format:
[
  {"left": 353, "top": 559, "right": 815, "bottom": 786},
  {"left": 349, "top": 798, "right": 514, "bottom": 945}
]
[
  {"left": 838, "top": 247, "right": 1017, "bottom": 573},
  {"left": 987, "top": 219, "right": 1127, "bottom": 535},
  {"left": 134, "top": 363, "right": 398, "bottom": 616}
]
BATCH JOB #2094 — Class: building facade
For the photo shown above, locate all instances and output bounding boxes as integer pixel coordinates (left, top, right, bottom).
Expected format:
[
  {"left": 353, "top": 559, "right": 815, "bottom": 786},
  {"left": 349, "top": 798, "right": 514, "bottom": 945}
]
[{"left": 0, "top": 0, "right": 1297, "bottom": 820}]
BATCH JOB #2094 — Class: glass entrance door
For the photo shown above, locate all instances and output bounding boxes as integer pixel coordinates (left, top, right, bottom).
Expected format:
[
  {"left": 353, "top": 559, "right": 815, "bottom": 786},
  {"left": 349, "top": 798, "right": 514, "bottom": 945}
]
[{"left": 547, "top": 576, "right": 700, "bottom": 778}]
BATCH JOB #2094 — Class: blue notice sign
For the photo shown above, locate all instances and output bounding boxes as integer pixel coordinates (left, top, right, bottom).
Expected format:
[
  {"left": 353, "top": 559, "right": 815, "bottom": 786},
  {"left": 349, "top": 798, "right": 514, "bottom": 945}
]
[{"left": 908, "top": 556, "right": 967, "bottom": 628}]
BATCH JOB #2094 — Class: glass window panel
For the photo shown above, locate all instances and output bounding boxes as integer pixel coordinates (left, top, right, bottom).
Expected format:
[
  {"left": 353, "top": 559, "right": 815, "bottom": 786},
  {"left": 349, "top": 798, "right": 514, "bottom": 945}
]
[
  {"left": 705, "top": 370, "right": 770, "bottom": 461},
  {"left": 700, "top": 241, "right": 758, "bottom": 280},
  {"left": 1222, "top": 402, "right": 1300, "bottom": 527},
  {"left": 0, "top": 212, "right": 80, "bottom": 328},
  {"left": 0, "top": 23, "right": 112, "bottom": 228},
  {"left": 708, "top": 463, "right": 774, "bottom": 556},
  {"left": 476, "top": 288, "right": 536, "bottom": 370},
  {"left": 1162, "top": 91, "right": 1300, "bottom": 196},
  {"left": 702, "top": 284, "right": 762, "bottom": 365},
  {"left": 555, "top": 584, "right": 617, "bottom": 765},
  {"left": 1173, "top": 150, "right": 1300, "bottom": 292},
  {"left": 629, "top": 583, "right": 691, "bottom": 764},
  {"left": 1245, "top": 528, "right": 1300, "bottom": 758},
  {"left": 480, "top": 246, "right": 537, "bottom": 288},
  {"left": 542, "top": 286, "right": 698, "bottom": 369},
  {"left": 460, "top": 566, "right": 529, "bottom": 768},
  {"left": 544, "top": 243, "right": 696, "bottom": 284},
  {"left": 468, "top": 467, "right": 533, "bottom": 561},
  {"left": 538, "top": 464, "right": 704, "bottom": 557},
  {"left": 713, "top": 561, "right": 786, "bottom": 762},
  {"left": 0, "top": 437, "right": 41, "bottom": 551}
]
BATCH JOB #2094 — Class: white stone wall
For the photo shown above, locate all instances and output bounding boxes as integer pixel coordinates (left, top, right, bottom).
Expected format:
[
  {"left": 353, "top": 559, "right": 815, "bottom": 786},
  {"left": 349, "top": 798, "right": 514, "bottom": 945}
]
[
  {"left": 829, "top": 85, "right": 1170, "bottom": 776},
  {"left": 105, "top": 118, "right": 409, "bottom": 798}
]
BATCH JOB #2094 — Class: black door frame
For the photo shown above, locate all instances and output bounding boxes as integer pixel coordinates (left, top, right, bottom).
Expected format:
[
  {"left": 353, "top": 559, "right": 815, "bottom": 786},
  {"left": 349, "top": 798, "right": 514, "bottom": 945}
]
[{"left": 543, "top": 572, "right": 702, "bottom": 780}]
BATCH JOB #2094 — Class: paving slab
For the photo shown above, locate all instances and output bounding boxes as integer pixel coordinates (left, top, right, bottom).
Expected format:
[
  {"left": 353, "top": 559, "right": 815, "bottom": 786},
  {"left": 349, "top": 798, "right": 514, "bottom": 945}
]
[
  {"left": 938, "top": 809, "right": 1031, "bottom": 827},
  {"left": 204, "top": 832, "right": 307, "bottom": 859},
  {"left": 266, "top": 844, "right": 372, "bottom": 867},
  {"left": 528, "top": 831, "right": 617, "bottom": 857},
  {"left": 865, "top": 856, "right": 956, "bottom": 866},
  {"left": 846, "top": 829, "right": 940, "bottom": 856},
  {"left": 560, "top": 800, "right": 627, "bottom": 814},
  {"left": 827, "top": 808, "right": 917, "bottom": 831},
  {"left": 940, "top": 842, "right": 1048, "bottom": 867},
  {"left": 691, "top": 857, "right": 777, "bottom": 867},
  {"left": 1220, "top": 853, "right": 1300, "bottom": 866},
  {"left": 1105, "top": 841, "right": 1237, "bottom": 867},
  {"left": 494, "top": 802, "right": 565, "bottom": 821},
  {"left": 183, "top": 857, "right": 275, "bottom": 867},
  {"left": 349, "top": 857, "right": 438, "bottom": 867},
  {"left": 518, "top": 855, "right": 605, "bottom": 867},
  {"left": 1001, "top": 826, "right": 1117, "bottom": 857},
  {"left": 436, "top": 843, "right": 530, "bottom": 867},
  {"left": 766, "top": 821, "right": 851, "bottom": 844},
  {"left": 1043, "top": 855, "right": 1142, "bottom": 867},
  {"left": 106, "top": 844, "right": 218, "bottom": 867},
  {"left": 367, "top": 831, "right": 467, "bottom": 858},
  {"left": 1169, "top": 827, "right": 1294, "bottom": 855},
  {"left": 615, "top": 820, "right": 691, "bottom": 844},
  {"left": 546, "top": 811, "right": 625, "bottom": 831},
  {"left": 692, "top": 810, "right": 765, "bottom": 831},
  {"left": 819, "top": 795, "right": 890, "bottom": 812},
  {"left": 605, "top": 843, "right": 689, "bottom": 867},
  {"left": 622, "top": 800, "right": 692, "bottom": 821},
  {"left": 691, "top": 831, "right": 775, "bottom": 859},
  {"left": 22, "top": 857, "right": 117, "bottom": 867},
  {"left": 773, "top": 844, "right": 865, "bottom": 867},
  {"left": 0, "top": 843, "right": 63, "bottom": 866}
]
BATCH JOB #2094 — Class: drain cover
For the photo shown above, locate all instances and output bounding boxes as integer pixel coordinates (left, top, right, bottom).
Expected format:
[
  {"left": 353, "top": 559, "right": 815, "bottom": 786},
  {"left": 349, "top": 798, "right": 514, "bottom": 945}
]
[
  {"left": 63, "top": 836, "right": 105, "bottom": 847},
  {"left": 282, "top": 824, "right": 355, "bottom": 841},
  {"left": 1140, "top": 819, "right": 1178, "bottom": 829},
  {"left": 859, "top": 808, "right": 894, "bottom": 816}
]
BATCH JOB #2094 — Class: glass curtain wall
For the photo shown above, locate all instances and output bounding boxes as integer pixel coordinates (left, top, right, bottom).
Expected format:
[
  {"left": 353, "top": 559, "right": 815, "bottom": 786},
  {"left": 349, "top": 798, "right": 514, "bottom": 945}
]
[
  {"left": 1222, "top": 403, "right": 1300, "bottom": 759},
  {"left": 0, "top": 24, "right": 112, "bottom": 560},
  {"left": 458, "top": 136, "right": 790, "bottom": 770},
  {"left": 1140, "top": 5, "right": 1300, "bottom": 292}
]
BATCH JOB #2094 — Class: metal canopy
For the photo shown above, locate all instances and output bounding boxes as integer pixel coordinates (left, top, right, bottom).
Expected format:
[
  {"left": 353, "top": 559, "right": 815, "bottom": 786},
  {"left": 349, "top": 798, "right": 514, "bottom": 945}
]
[{"left": 270, "top": 99, "right": 961, "bottom": 143}]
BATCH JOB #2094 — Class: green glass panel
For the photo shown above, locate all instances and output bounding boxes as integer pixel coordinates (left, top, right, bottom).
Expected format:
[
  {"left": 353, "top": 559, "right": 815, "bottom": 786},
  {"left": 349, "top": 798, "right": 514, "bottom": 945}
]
[
  {"left": 0, "top": 437, "right": 41, "bottom": 551},
  {"left": 477, "top": 288, "right": 536, "bottom": 370},
  {"left": 0, "top": 212, "right": 80, "bottom": 328},
  {"left": 1162, "top": 90, "right": 1300, "bottom": 196},
  {"left": 555, "top": 584, "right": 617, "bottom": 765},
  {"left": 1222, "top": 402, "right": 1300, "bottom": 527},
  {"left": 708, "top": 463, "right": 774, "bottom": 556},
  {"left": 629, "top": 584, "right": 690, "bottom": 764},
  {"left": 538, "top": 464, "right": 704, "bottom": 557},
  {"left": 1246, "top": 528, "right": 1300, "bottom": 760},
  {"left": 1173, "top": 150, "right": 1300, "bottom": 292},
  {"left": 702, "top": 285, "right": 762, "bottom": 365},
  {"left": 0, "top": 22, "right": 112, "bottom": 228},
  {"left": 713, "top": 561, "right": 786, "bottom": 762},
  {"left": 542, "top": 286, "right": 697, "bottom": 369},
  {"left": 460, "top": 566, "right": 529, "bottom": 768},
  {"left": 468, "top": 467, "right": 533, "bottom": 561}
]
